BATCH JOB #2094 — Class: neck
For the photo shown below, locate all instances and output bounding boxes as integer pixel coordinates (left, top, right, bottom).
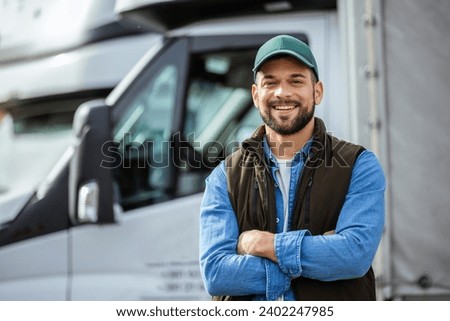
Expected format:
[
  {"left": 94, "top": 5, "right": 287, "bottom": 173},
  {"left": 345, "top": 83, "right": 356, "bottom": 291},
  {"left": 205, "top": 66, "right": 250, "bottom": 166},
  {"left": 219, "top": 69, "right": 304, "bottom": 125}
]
[{"left": 265, "top": 119, "right": 314, "bottom": 160}]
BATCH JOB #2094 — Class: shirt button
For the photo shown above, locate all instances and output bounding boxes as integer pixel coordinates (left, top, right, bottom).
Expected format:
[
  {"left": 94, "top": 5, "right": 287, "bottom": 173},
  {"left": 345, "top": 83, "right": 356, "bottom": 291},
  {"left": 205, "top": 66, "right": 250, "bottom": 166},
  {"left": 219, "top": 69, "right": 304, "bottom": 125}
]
[
  {"left": 276, "top": 218, "right": 280, "bottom": 224},
  {"left": 274, "top": 183, "right": 278, "bottom": 188}
]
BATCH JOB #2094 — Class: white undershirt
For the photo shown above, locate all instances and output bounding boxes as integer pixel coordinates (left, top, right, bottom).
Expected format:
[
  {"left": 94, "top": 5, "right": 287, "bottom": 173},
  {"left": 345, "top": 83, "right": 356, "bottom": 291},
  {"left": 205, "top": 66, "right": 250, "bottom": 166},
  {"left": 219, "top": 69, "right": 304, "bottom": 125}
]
[{"left": 275, "top": 158, "right": 292, "bottom": 233}]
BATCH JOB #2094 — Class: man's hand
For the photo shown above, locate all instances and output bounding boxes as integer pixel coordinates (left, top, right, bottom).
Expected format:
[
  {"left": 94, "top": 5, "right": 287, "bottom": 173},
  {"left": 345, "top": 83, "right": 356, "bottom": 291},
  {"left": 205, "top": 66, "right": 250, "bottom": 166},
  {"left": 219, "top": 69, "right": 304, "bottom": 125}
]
[
  {"left": 237, "top": 230, "right": 278, "bottom": 262},
  {"left": 236, "top": 229, "right": 334, "bottom": 262}
]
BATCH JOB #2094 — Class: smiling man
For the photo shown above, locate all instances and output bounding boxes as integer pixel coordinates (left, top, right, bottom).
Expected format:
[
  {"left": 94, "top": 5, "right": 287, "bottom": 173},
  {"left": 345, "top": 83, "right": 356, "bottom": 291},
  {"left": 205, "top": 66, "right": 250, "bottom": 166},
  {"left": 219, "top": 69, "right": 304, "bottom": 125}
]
[{"left": 199, "top": 35, "right": 385, "bottom": 301}]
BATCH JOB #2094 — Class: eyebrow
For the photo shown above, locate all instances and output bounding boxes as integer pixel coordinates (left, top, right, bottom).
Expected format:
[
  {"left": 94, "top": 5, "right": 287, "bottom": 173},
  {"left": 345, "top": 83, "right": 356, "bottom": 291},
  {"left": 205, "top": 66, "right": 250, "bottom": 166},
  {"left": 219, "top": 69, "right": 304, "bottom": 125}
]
[
  {"left": 261, "top": 73, "right": 308, "bottom": 79},
  {"left": 290, "top": 73, "right": 308, "bottom": 79}
]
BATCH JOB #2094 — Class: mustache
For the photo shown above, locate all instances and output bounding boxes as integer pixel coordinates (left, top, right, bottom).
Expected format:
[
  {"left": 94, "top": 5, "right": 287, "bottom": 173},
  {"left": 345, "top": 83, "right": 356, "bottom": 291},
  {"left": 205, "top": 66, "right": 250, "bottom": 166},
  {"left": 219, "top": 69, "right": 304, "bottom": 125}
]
[{"left": 268, "top": 99, "right": 302, "bottom": 107}]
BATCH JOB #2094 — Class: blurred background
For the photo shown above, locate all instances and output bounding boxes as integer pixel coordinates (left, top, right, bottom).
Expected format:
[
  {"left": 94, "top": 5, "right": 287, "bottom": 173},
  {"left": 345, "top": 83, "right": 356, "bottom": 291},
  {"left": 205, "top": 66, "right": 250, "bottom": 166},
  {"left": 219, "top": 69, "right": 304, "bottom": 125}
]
[
  {"left": 0, "top": 0, "right": 449, "bottom": 301},
  {"left": 0, "top": 0, "right": 154, "bottom": 196}
]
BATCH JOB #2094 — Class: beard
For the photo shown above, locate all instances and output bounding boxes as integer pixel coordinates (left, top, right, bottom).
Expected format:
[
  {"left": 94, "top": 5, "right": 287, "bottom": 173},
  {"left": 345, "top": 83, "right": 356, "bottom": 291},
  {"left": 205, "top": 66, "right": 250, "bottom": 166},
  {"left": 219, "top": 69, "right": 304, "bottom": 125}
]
[{"left": 259, "top": 99, "right": 315, "bottom": 136}]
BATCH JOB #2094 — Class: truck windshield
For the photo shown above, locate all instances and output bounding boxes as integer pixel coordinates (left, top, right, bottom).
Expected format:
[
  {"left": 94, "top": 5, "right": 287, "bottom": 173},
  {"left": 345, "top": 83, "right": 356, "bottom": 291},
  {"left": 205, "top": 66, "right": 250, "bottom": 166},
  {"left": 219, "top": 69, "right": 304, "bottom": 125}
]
[{"left": 0, "top": 93, "right": 107, "bottom": 200}]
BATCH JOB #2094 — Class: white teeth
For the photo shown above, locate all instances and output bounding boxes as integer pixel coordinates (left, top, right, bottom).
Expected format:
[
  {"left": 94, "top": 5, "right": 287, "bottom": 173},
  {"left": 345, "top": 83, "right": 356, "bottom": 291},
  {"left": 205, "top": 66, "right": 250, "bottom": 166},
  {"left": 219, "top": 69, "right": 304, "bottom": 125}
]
[{"left": 274, "top": 105, "right": 295, "bottom": 110}]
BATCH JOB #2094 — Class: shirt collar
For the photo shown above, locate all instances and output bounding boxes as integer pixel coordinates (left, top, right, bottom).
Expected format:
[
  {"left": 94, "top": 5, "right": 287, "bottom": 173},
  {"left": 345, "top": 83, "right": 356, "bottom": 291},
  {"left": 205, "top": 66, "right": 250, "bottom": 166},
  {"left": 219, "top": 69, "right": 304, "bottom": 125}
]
[{"left": 262, "top": 135, "right": 314, "bottom": 167}]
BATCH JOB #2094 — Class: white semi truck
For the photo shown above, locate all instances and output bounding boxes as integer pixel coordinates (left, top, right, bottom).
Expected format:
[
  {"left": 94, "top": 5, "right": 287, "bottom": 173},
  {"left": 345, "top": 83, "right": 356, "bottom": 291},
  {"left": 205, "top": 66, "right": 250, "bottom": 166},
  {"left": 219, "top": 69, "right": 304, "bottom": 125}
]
[{"left": 0, "top": 0, "right": 157, "bottom": 299}]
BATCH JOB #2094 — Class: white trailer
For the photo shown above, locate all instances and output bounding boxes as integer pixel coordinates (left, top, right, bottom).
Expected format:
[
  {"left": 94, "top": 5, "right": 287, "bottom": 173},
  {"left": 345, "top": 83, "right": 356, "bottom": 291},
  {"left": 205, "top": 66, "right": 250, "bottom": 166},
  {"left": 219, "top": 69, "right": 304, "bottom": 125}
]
[{"left": 339, "top": 0, "right": 450, "bottom": 299}]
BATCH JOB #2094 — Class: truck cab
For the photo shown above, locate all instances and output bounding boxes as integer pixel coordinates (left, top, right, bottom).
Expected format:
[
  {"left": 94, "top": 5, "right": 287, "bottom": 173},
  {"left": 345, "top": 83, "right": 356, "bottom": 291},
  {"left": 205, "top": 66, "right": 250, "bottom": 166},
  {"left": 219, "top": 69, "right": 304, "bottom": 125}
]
[{"left": 0, "top": 0, "right": 342, "bottom": 300}]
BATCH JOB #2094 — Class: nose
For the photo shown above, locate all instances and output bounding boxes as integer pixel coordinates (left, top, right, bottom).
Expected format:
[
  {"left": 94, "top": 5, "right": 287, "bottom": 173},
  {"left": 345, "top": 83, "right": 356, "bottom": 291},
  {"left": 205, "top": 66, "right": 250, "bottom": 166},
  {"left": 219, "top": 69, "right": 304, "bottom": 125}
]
[{"left": 274, "top": 82, "right": 292, "bottom": 98}]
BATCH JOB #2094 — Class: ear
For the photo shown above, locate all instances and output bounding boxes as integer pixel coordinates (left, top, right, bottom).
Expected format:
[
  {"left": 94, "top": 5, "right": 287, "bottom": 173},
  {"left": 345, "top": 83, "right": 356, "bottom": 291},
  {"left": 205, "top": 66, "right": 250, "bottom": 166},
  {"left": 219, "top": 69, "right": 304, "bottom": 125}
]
[
  {"left": 313, "top": 81, "right": 324, "bottom": 105},
  {"left": 252, "top": 83, "right": 259, "bottom": 108}
]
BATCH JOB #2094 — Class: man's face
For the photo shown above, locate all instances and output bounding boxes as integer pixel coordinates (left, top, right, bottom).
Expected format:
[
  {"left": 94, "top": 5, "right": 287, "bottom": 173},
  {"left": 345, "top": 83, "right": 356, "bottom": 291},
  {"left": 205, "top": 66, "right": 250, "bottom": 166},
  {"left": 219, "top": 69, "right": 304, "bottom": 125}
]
[{"left": 252, "top": 56, "right": 323, "bottom": 136}]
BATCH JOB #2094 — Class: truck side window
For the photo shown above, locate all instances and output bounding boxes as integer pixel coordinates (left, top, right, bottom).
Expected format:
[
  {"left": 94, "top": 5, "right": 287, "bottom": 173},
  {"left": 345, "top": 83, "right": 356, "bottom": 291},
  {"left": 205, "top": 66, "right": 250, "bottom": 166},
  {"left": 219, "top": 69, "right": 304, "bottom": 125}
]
[
  {"left": 113, "top": 63, "right": 178, "bottom": 210},
  {"left": 184, "top": 51, "right": 259, "bottom": 162},
  {"left": 173, "top": 51, "right": 260, "bottom": 197}
]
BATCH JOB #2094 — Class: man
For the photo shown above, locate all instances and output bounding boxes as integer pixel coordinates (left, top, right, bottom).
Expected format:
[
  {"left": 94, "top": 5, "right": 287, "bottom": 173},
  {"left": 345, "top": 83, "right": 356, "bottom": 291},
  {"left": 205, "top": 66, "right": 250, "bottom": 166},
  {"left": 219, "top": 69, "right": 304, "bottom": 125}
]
[{"left": 199, "top": 35, "right": 385, "bottom": 300}]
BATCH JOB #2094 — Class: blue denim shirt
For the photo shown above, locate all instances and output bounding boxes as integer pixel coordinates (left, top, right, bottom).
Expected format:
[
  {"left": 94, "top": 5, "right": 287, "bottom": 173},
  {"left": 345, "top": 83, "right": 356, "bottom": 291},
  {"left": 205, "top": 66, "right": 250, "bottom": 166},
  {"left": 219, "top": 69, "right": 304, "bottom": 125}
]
[{"left": 199, "top": 138, "right": 385, "bottom": 300}]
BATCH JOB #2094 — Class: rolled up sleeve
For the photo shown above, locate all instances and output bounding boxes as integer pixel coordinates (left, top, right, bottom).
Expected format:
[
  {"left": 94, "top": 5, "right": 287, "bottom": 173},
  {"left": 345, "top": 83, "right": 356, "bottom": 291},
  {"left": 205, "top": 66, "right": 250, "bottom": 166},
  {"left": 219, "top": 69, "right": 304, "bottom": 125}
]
[{"left": 274, "top": 230, "right": 311, "bottom": 278}]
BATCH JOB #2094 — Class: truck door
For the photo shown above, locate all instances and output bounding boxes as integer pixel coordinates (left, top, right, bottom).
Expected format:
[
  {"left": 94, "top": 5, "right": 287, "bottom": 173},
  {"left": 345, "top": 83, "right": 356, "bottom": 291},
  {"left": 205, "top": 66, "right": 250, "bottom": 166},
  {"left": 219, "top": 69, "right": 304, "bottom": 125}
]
[
  {"left": 0, "top": 231, "right": 69, "bottom": 300},
  {"left": 68, "top": 38, "right": 207, "bottom": 300}
]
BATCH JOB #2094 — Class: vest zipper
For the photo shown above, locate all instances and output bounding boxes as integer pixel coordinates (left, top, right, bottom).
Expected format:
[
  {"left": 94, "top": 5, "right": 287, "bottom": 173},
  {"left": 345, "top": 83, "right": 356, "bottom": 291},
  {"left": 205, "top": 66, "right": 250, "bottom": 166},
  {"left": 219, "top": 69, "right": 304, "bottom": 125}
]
[
  {"left": 304, "top": 174, "right": 313, "bottom": 225},
  {"left": 252, "top": 178, "right": 259, "bottom": 223}
]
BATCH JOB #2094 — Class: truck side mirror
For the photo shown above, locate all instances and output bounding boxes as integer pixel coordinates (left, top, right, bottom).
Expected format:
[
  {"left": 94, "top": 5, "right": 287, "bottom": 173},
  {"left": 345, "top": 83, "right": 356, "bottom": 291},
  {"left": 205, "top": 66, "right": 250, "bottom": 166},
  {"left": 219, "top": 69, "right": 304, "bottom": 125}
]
[{"left": 69, "top": 100, "right": 114, "bottom": 225}]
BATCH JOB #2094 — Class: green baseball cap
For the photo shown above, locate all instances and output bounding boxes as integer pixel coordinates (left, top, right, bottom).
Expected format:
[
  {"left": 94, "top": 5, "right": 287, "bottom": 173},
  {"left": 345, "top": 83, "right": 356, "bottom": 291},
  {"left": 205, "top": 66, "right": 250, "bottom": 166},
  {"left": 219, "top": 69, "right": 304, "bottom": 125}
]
[{"left": 253, "top": 34, "right": 319, "bottom": 81}]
